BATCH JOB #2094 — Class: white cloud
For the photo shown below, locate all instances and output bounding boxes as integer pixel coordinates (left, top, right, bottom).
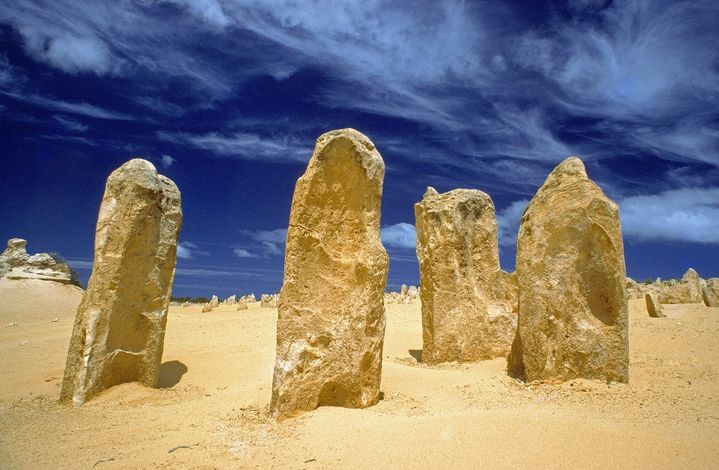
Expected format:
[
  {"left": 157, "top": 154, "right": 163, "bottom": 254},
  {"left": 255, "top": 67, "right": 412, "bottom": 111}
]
[
  {"left": 381, "top": 223, "right": 416, "bottom": 249},
  {"left": 1, "top": 90, "right": 131, "bottom": 120},
  {"left": 247, "top": 228, "right": 288, "bottom": 255},
  {"left": 52, "top": 114, "right": 88, "bottom": 132},
  {"left": 42, "top": 34, "right": 114, "bottom": 75},
  {"left": 164, "top": 0, "right": 230, "bottom": 29},
  {"left": 620, "top": 187, "right": 719, "bottom": 244},
  {"left": 176, "top": 241, "right": 210, "bottom": 259},
  {"left": 157, "top": 130, "right": 308, "bottom": 162},
  {"left": 496, "top": 199, "right": 529, "bottom": 248},
  {"left": 161, "top": 154, "right": 175, "bottom": 167},
  {"left": 233, "top": 248, "right": 258, "bottom": 258}
]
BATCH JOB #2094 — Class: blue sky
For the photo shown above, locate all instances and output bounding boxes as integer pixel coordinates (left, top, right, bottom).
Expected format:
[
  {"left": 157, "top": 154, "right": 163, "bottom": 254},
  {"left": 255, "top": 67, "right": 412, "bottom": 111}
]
[{"left": 1, "top": 0, "right": 718, "bottom": 297}]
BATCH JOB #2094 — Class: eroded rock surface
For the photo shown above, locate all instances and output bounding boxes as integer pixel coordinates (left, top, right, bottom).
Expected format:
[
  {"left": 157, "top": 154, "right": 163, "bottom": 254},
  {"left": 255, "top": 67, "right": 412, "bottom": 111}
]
[
  {"left": 508, "top": 157, "right": 628, "bottom": 383},
  {"left": 270, "top": 129, "right": 388, "bottom": 420},
  {"left": 659, "top": 269, "right": 704, "bottom": 304},
  {"left": 60, "top": 159, "right": 182, "bottom": 405},
  {"left": 0, "top": 238, "right": 74, "bottom": 284},
  {"left": 415, "top": 187, "right": 516, "bottom": 364}
]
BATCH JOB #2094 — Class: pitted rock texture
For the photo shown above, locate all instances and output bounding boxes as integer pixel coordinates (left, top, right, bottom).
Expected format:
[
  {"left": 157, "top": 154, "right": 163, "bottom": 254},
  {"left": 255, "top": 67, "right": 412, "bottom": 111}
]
[
  {"left": 60, "top": 159, "right": 182, "bottom": 405},
  {"left": 415, "top": 187, "right": 516, "bottom": 364},
  {"left": 508, "top": 157, "right": 628, "bottom": 384},
  {"left": 270, "top": 129, "right": 389, "bottom": 420}
]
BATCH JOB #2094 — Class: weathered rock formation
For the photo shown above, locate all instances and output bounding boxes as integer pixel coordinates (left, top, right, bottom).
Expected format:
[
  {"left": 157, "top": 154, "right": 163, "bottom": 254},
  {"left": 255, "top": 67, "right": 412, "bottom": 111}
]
[
  {"left": 270, "top": 129, "right": 389, "bottom": 420},
  {"left": 0, "top": 238, "right": 75, "bottom": 284},
  {"left": 201, "top": 303, "right": 212, "bottom": 312},
  {"left": 659, "top": 269, "right": 704, "bottom": 304},
  {"left": 508, "top": 157, "right": 628, "bottom": 383},
  {"left": 210, "top": 295, "right": 220, "bottom": 308},
  {"left": 415, "top": 187, "right": 517, "bottom": 364},
  {"left": 237, "top": 303, "right": 248, "bottom": 311},
  {"left": 60, "top": 159, "right": 182, "bottom": 405},
  {"left": 261, "top": 293, "right": 278, "bottom": 308},
  {"left": 645, "top": 293, "right": 665, "bottom": 318},
  {"left": 704, "top": 279, "right": 719, "bottom": 307}
]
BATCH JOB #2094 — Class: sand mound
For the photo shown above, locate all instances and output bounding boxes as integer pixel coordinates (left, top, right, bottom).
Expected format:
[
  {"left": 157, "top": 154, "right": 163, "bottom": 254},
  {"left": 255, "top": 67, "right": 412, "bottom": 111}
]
[{"left": 0, "top": 278, "right": 83, "bottom": 324}]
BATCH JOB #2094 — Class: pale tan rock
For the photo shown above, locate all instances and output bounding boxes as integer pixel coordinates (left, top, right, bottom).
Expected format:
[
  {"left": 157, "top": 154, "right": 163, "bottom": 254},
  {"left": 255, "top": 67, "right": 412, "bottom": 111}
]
[
  {"left": 702, "top": 279, "right": 719, "bottom": 307},
  {"left": 260, "top": 294, "right": 278, "bottom": 308},
  {"left": 201, "top": 303, "right": 212, "bottom": 313},
  {"left": 658, "top": 269, "right": 704, "bottom": 304},
  {"left": 415, "top": 187, "right": 516, "bottom": 364},
  {"left": 508, "top": 157, "right": 628, "bottom": 383},
  {"left": 0, "top": 238, "right": 75, "bottom": 284},
  {"left": 224, "top": 295, "right": 236, "bottom": 305},
  {"left": 60, "top": 159, "right": 182, "bottom": 405},
  {"left": 210, "top": 295, "right": 220, "bottom": 308},
  {"left": 270, "top": 129, "right": 389, "bottom": 420},
  {"left": 237, "top": 303, "right": 248, "bottom": 311},
  {"left": 645, "top": 293, "right": 665, "bottom": 318},
  {"left": 400, "top": 284, "right": 408, "bottom": 302}
]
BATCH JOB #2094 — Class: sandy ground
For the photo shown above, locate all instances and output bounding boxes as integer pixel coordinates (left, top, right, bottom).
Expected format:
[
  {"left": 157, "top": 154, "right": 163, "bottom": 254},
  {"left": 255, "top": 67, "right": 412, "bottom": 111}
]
[{"left": 1, "top": 284, "right": 718, "bottom": 469}]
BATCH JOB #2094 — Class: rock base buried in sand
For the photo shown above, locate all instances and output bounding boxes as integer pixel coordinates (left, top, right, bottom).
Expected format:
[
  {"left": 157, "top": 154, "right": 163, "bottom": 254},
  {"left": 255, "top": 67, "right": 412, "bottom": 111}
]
[
  {"left": 60, "top": 159, "right": 182, "bottom": 405},
  {"left": 270, "top": 129, "right": 389, "bottom": 420},
  {"left": 645, "top": 293, "right": 666, "bottom": 318},
  {"left": 508, "top": 157, "right": 628, "bottom": 384},
  {"left": 415, "top": 187, "right": 516, "bottom": 364}
]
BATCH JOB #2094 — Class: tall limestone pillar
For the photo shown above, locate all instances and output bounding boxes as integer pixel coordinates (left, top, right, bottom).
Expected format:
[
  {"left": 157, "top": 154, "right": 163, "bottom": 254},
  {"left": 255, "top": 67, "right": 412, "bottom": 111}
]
[
  {"left": 415, "top": 188, "right": 516, "bottom": 364},
  {"left": 60, "top": 159, "right": 182, "bottom": 405},
  {"left": 270, "top": 129, "right": 389, "bottom": 420},
  {"left": 508, "top": 157, "right": 628, "bottom": 383}
]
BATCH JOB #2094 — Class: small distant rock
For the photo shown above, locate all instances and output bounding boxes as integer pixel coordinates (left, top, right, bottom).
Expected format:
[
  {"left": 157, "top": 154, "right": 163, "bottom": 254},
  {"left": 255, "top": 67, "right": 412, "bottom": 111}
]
[
  {"left": 5, "top": 322, "right": 18, "bottom": 327},
  {"left": 645, "top": 293, "right": 665, "bottom": 318},
  {"left": 0, "top": 238, "right": 75, "bottom": 284}
]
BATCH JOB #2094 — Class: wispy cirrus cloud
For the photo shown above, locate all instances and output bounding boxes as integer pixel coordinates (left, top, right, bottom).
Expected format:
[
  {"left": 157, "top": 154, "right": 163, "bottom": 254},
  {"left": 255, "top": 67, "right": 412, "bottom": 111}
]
[
  {"left": 52, "top": 114, "right": 88, "bottom": 132},
  {"left": 1, "top": 90, "right": 132, "bottom": 120},
  {"left": 157, "top": 130, "right": 308, "bottom": 162}
]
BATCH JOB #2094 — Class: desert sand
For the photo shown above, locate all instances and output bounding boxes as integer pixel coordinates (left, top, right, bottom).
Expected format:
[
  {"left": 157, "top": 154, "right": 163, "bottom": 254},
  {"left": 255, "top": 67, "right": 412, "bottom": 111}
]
[{"left": 1, "top": 292, "right": 718, "bottom": 469}]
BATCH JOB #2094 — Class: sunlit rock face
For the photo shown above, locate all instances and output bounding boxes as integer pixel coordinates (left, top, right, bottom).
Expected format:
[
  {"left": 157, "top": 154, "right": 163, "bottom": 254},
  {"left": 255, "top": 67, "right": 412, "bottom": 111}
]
[
  {"left": 415, "top": 187, "right": 516, "bottom": 365},
  {"left": 60, "top": 158, "right": 182, "bottom": 405},
  {"left": 0, "top": 238, "right": 74, "bottom": 284},
  {"left": 270, "top": 129, "right": 389, "bottom": 420},
  {"left": 645, "top": 293, "right": 665, "bottom": 318},
  {"left": 508, "top": 157, "right": 629, "bottom": 384}
]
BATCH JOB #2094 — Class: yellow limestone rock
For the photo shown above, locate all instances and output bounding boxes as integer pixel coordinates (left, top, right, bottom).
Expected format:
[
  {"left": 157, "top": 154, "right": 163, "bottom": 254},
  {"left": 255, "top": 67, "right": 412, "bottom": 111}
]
[
  {"left": 659, "top": 268, "right": 704, "bottom": 304},
  {"left": 704, "top": 279, "right": 719, "bottom": 307},
  {"left": 508, "top": 157, "right": 628, "bottom": 383},
  {"left": 415, "top": 187, "right": 516, "bottom": 364},
  {"left": 60, "top": 159, "right": 182, "bottom": 405},
  {"left": 645, "top": 292, "right": 665, "bottom": 318},
  {"left": 270, "top": 129, "right": 389, "bottom": 420}
]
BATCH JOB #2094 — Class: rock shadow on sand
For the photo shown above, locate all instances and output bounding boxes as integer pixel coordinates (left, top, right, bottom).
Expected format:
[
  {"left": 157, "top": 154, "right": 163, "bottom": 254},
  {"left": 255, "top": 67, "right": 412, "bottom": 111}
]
[{"left": 157, "top": 360, "right": 188, "bottom": 388}]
